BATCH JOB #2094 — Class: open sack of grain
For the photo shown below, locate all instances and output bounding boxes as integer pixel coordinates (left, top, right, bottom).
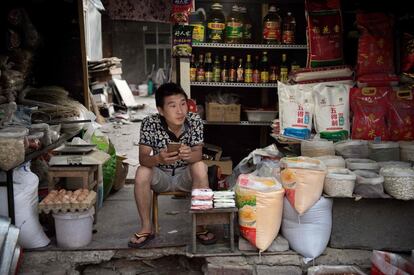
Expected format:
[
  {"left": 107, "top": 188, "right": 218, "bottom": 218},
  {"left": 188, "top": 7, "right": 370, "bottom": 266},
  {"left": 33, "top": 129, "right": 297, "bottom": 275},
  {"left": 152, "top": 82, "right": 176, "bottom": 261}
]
[{"left": 280, "top": 157, "right": 327, "bottom": 215}]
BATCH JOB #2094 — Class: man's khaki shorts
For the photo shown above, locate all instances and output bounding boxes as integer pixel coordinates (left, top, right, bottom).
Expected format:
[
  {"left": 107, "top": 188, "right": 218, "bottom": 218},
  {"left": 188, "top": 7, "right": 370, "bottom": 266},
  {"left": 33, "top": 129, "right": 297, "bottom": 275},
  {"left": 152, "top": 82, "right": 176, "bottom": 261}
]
[{"left": 151, "top": 166, "right": 193, "bottom": 193}]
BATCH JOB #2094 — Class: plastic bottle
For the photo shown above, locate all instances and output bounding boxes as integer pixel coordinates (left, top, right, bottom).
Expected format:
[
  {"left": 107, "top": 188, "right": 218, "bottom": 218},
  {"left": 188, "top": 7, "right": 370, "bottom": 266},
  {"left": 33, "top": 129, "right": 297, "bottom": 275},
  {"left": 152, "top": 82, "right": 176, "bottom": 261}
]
[
  {"left": 239, "top": 6, "right": 253, "bottom": 43},
  {"left": 262, "top": 5, "right": 281, "bottom": 44},
  {"left": 189, "top": 8, "right": 206, "bottom": 43},
  {"left": 207, "top": 3, "right": 226, "bottom": 43},
  {"left": 225, "top": 5, "right": 243, "bottom": 44},
  {"left": 282, "top": 12, "right": 296, "bottom": 45}
]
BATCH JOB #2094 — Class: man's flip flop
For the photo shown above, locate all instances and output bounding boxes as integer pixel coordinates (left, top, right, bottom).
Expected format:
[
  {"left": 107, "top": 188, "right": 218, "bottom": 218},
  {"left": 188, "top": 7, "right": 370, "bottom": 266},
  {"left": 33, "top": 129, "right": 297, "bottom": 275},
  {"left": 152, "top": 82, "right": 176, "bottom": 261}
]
[
  {"left": 196, "top": 230, "right": 217, "bottom": 245},
  {"left": 128, "top": 232, "right": 155, "bottom": 248}
]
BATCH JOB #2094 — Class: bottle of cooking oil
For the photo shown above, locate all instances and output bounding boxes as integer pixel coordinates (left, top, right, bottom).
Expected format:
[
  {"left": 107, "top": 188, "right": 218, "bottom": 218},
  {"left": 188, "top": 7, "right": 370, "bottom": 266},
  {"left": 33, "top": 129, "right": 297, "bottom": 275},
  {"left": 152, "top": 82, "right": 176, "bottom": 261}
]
[
  {"left": 225, "top": 5, "right": 243, "bottom": 44},
  {"left": 207, "top": 3, "right": 226, "bottom": 43},
  {"left": 262, "top": 5, "right": 281, "bottom": 44}
]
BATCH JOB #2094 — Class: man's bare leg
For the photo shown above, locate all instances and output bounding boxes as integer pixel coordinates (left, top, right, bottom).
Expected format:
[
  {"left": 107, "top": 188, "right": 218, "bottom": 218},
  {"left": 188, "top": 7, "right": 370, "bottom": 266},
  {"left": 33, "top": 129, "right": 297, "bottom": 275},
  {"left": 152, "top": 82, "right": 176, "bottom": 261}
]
[
  {"left": 190, "top": 161, "right": 209, "bottom": 189},
  {"left": 130, "top": 166, "right": 153, "bottom": 244},
  {"left": 189, "top": 161, "right": 215, "bottom": 242}
]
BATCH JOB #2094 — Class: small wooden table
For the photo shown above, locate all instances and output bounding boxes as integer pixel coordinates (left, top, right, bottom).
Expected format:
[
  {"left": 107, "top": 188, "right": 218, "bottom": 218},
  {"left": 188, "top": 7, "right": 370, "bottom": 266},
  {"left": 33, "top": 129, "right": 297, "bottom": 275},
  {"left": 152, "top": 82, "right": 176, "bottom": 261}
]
[
  {"left": 190, "top": 207, "right": 238, "bottom": 254},
  {"left": 47, "top": 165, "right": 99, "bottom": 223}
]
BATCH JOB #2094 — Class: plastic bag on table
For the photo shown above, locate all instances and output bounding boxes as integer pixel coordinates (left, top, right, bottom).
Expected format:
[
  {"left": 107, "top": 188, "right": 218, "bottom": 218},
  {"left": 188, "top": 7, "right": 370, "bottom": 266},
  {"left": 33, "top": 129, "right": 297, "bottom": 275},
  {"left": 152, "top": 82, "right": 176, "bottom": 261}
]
[{"left": 371, "top": 250, "right": 414, "bottom": 275}]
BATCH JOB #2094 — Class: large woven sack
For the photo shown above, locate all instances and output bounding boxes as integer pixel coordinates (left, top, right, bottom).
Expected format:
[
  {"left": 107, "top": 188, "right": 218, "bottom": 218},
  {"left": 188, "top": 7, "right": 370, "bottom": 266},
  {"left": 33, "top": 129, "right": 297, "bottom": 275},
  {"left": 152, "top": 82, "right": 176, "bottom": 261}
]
[{"left": 235, "top": 174, "right": 285, "bottom": 252}]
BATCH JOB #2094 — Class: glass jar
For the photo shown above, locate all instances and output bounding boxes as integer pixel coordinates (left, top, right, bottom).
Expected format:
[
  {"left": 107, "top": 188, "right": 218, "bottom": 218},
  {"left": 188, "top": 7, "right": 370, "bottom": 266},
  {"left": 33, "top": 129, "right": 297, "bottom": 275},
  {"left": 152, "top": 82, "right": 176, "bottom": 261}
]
[{"left": 0, "top": 126, "right": 29, "bottom": 170}]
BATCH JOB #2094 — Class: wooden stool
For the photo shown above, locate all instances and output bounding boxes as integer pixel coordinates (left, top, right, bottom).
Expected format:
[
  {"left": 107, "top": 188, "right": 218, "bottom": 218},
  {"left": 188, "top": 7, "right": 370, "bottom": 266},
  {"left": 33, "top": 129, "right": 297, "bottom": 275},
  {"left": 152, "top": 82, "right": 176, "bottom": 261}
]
[
  {"left": 48, "top": 165, "right": 99, "bottom": 223},
  {"left": 190, "top": 207, "right": 238, "bottom": 254},
  {"left": 152, "top": 191, "right": 187, "bottom": 234}
]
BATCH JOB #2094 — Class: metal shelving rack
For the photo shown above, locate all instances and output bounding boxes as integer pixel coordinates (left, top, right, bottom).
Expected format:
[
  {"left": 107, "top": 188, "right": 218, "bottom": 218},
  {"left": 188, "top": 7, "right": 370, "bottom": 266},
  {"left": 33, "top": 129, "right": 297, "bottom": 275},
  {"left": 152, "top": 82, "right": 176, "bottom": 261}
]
[
  {"left": 192, "top": 43, "right": 308, "bottom": 49},
  {"left": 203, "top": 120, "right": 272, "bottom": 126},
  {"left": 191, "top": 82, "right": 278, "bottom": 88}
]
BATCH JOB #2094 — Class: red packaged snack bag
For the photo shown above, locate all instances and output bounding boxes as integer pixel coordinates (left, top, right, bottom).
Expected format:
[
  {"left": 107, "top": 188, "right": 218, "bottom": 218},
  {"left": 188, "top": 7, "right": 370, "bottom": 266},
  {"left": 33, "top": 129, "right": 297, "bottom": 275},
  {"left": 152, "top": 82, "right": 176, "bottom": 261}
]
[
  {"left": 356, "top": 13, "right": 394, "bottom": 76},
  {"left": 350, "top": 87, "right": 390, "bottom": 141},
  {"left": 171, "top": 0, "right": 192, "bottom": 24},
  {"left": 305, "top": 0, "right": 343, "bottom": 67},
  {"left": 401, "top": 33, "right": 414, "bottom": 73},
  {"left": 388, "top": 88, "right": 414, "bottom": 141}
]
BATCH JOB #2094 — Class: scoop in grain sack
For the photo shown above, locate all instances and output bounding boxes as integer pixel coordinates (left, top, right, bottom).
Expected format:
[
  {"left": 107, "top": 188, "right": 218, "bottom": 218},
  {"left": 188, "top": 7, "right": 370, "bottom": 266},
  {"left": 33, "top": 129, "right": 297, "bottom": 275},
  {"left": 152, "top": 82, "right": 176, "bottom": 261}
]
[
  {"left": 312, "top": 83, "right": 351, "bottom": 141},
  {"left": 278, "top": 82, "right": 314, "bottom": 140},
  {"left": 280, "top": 156, "right": 327, "bottom": 215},
  {"left": 235, "top": 174, "right": 285, "bottom": 252}
]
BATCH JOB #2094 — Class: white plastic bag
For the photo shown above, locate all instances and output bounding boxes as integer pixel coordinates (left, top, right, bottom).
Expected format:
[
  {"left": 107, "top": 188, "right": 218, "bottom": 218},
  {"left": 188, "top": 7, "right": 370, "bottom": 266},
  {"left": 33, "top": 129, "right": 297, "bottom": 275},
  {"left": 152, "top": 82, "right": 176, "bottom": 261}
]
[
  {"left": 281, "top": 196, "right": 332, "bottom": 261},
  {"left": 0, "top": 162, "right": 50, "bottom": 248}
]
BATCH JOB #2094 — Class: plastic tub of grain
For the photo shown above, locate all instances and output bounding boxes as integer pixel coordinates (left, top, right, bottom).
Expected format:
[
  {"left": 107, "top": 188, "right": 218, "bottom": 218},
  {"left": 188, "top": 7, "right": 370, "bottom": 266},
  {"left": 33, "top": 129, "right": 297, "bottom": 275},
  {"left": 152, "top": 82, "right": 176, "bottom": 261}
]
[
  {"left": 315, "top": 155, "right": 346, "bottom": 169},
  {"left": 346, "top": 158, "right": 379, "bottom": 171},
  {"left": 353, "top": 170, "right": 386, "bottom": 198},
  {"left": 368, "top": 141, "right": 400, "bottom": 162},
  {"left": 301, "top": 139, "right": 335, "bottom": 157},
  {"left": 324, "top": 168, "right": 356, "bottom": 197},
  {"left": 380, "top": 167, "right": 414, "bottom": 200},
  {"left": 0, "top": 127, "right": 29, "bottom": 171},
  {"left": 377, "top": 161, "right": 412, "bottom": 170},
  {"left": 399, "top": 141, "right": 414, "bottom": 162},
  {"left": 335, "top": 140, "right": 369, "bottom": 159}
]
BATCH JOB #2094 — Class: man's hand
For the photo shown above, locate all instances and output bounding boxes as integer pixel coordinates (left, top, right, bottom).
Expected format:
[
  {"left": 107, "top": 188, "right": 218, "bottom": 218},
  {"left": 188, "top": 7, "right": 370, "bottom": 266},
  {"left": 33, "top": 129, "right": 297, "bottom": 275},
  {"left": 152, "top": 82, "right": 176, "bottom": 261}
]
[
  {"left": 178, "top": 144, "right": 192, "bottom": 161},
  {"left": 158, "top": 148, "right": 180, "bottom": 165}
]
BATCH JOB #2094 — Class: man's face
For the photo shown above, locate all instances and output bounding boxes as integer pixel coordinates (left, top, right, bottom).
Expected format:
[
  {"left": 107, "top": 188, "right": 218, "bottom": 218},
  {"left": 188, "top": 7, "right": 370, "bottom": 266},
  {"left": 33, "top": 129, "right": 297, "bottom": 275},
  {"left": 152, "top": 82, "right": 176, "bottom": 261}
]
[{"left": 158, "top": 94, "right": 188, "bottom": 128}]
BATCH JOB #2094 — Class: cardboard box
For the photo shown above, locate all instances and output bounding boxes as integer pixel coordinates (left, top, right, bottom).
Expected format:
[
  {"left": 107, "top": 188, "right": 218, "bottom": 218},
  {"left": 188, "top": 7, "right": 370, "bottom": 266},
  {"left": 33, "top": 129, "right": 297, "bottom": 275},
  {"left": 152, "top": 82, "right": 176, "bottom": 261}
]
[
  {"left": 206, "top": 103, "right": 241, "bottom": 122},
  {"left": 204, "top": 160, "right": 233, "bottom": 175}
]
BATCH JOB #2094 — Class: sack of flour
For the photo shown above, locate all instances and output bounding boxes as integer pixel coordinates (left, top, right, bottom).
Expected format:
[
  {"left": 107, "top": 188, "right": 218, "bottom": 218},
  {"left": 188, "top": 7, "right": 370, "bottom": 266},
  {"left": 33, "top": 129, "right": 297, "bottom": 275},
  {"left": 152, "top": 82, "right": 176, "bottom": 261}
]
[
  {"left": 313, "top": 83, "right": 351, "bottom": 141},
  {"left": 278, "top": 82, "right": 314, "bottom": 140}
]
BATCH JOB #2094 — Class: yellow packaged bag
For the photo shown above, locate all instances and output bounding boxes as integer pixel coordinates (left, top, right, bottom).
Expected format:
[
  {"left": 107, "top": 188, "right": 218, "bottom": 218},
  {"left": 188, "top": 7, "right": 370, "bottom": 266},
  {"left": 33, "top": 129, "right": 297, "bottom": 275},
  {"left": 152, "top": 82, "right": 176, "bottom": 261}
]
[{"left": 235, "top": 174, "right": 285, "bottom": 252}]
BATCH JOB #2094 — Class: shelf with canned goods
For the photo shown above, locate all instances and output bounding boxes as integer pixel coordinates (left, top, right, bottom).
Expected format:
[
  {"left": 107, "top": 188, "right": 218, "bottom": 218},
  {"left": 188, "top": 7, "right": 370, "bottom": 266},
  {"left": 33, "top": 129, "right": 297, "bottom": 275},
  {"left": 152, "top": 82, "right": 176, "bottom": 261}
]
[
  {"left": 192, "top": 43, "right": 308, "bottom": 50},
  {"left": 190, "top": 82, "right": 278, "bottom": 88}
]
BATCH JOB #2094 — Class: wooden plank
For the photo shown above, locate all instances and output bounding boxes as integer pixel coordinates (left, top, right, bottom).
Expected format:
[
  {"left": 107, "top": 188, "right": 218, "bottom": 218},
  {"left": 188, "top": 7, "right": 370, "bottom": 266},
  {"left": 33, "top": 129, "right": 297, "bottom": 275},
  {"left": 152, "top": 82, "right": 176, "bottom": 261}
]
[
  {"left": 190, "top": 207, "right": 238, "bottom": 214},
  {"left": 195, "top": 212, "right": 230, "bottom": 225}
]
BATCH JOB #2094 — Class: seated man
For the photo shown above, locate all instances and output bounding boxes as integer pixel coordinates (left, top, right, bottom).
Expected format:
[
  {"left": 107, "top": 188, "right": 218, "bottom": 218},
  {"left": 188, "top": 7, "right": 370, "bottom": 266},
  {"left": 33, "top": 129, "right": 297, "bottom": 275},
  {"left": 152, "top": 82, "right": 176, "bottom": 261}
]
[{"left": 128, "top": 82, "right": 216, "bottom": 248}]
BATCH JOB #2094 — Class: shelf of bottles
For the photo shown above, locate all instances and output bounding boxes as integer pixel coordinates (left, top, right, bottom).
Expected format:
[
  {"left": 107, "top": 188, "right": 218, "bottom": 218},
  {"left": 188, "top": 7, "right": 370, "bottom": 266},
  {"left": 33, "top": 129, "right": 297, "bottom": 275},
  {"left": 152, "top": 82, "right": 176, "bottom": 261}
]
[
  {"left": 191, "top": 81, "right": 278, "bottom": 88},
  {"left": 192, "top": 43, "right": 308, "bottom": 50},
  {"left": 203, "top": 120, "right": 271, "bottom": 126}
]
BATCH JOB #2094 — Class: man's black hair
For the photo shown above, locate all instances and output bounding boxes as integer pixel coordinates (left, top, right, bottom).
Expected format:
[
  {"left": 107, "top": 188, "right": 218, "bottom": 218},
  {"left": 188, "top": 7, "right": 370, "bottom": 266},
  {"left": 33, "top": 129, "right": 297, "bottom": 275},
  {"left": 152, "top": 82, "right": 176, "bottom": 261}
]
[{"left": 155, "top": 82, "right": 188, "bottom": 108}]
